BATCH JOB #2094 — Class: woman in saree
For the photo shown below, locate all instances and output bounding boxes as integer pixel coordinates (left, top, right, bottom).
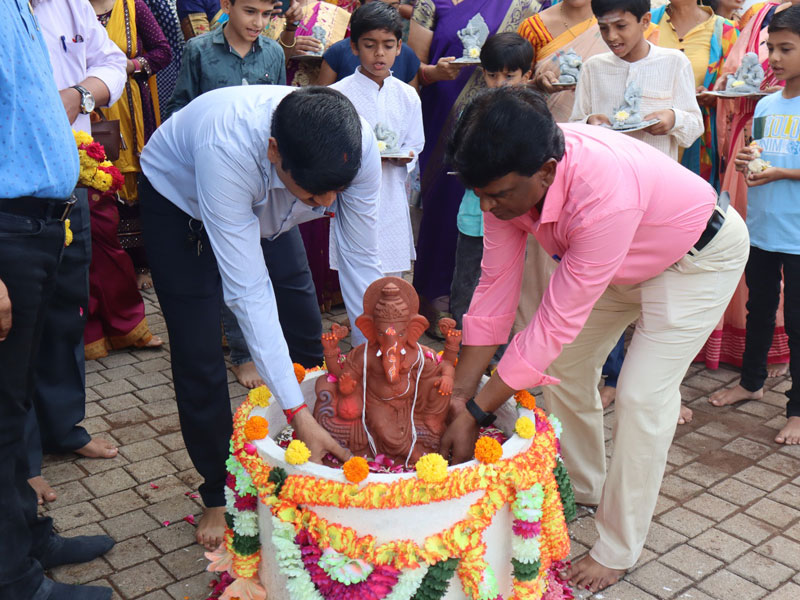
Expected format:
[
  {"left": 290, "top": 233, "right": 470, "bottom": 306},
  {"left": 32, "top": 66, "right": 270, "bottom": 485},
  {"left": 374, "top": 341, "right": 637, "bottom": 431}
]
[
  {"left": 91, "top": 0, "right": 172, "bottom": 290},
  {"left": 696, "top": 0, "right": 792, "bottom": 378},
  {"left": 409, "top": 0, "right": 542, "bottom": 325},
  {"left": 651, "top": 0, "right": 738, "bottom": 189}
]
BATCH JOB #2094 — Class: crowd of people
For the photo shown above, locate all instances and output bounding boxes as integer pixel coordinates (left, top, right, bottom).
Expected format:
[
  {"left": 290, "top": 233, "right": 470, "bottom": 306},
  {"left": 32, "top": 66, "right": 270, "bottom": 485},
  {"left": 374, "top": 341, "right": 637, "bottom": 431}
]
[{"left": 1, "top": 0, "right": 799, "bottom": 598}]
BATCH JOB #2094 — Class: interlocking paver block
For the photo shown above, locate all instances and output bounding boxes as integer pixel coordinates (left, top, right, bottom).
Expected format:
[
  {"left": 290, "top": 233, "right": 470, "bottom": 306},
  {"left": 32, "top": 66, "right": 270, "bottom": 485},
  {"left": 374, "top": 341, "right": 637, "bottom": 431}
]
[
  {"left": 718, "top": 512, "right": 778, "bottom": 544},
  {"left": 759, "top": 451, "right": 800, "bottom": 475},
  {"left": 110, "top": 560, "right": 174, "bottom": 598},
  {"left": 102, "top": 365, "right": 141, "bottom": 382},
  {"left": 709, "top": 478, "right": 764, "bottom": 505},
  {"left": 660, "top": 545, "right": 722, "bottom": 579},
  {"left": 118, "top": 438, "right": 167, "bottom": 463},
  {"left": 698, "top": 570, "right": 767, "bottom": 600},
  {"left": 159, "top": 545, "right": 207, "bottom": 579},
  {"left": 689, "top": 529, "right": 752, "bottom": 562},
  {"left": 683, "top": 494, "right": 738, "bottom": 521},
  {"left": 98, "top": 352, "right": 139, "bottom": 368},
  {"left": 134, "top": 384, "right": 175, "bottom": 403},
  {"left": 765, "top": 582, "right": 800, "bottom": 599},
  {"left": 46, "top": 501, "right": 104, "bottom": 530},
  {"left": 127, "top": 456, "right": 178, "bottom": 484},
  {"left": 734, "top": 465, "right": 787, "bottom": 491},
  {"left": 134, "top": 357, "right": 171, "bottom": 373},
  {"left": 81, "top": 416, "right": 112, "bottom": 434},
  {"left": 99, "top": 394, "right": 142, "bottom": 413},
  {"left": 165, "top": 571, "right": 214, "bottom": 600},
  {"left": 721, "top": 437, "right": 771, "bottom": 458},
  {"left": 598, "top": 581, "right": 658, "bottom": 599},
  {"left": 145, "top": 521, "right": 197, "bottom": 554},
  {"left": 41, "top": 462, "right": 85, "bottom": 485},
  {"left": 94, "top": 379, "right": 138, "bottom": 398},
  {"left": 150, "top": 414, "right": 182, "bottom": 434},
  {"left": 745, "top": 497, "right": 800, "bottom": 528},
  {"left": 659, "top": 475, "right": 703, "bottom": 501},
  {"left": 93, "top": 489, "right": 147, "bottom": 519},
  {"left": 140, "top": 400, "right": 179, "bottom": 419},
  {"left": 766, "top": 483, "right": 800, "bottom": 507},
  {"left": 102, "top": 509, "right": 161, "bottom": 541},
  {"left": 675, "top": 463, "right": 728, "bottom": 488},
  {"left": 567, "top": 516, "right": 598, "bottom": 548},
  {"left": 76, "top": 453, "right": 129, "bottom": 475},
  {"left": 658, "top": 507, "right": 714, "bottom": 538},
  {"left": 49, "top": 557, "right": 112, "bottom": 585},
  {"left": 112, "top": 423, "right": 158, "bottom": 445},
  {"left": 164, "top": 449, "right": 193, "bottom": 472},
  {"left": 144, "top": 495, "right": 201, "bottom": 525},
  {"left": 756, "top": 535, "right": 800, "bottom": 570},
  {"left": 729, "top": 551, "right": 794, "bottom": 590},
  {"left": 51, "top": 480, "right": 93, "bottom": 505},
  {"left": 644, "top": 522, "right": 688, "bottom": 554},
  {"left": 627, "top": 560, "right": 692, "bottom": 599},
  {"left": 104, "top": 535, "right": 161, "bottom": 570},
  {"left": 84, "top": 468, "right": 139, "bottom": 497},
  {"left": 695, "top": 422, "right": 740, "bottom": 441},
  {"left": 128, "top": 371, "right": 171, "bottom": 390}
]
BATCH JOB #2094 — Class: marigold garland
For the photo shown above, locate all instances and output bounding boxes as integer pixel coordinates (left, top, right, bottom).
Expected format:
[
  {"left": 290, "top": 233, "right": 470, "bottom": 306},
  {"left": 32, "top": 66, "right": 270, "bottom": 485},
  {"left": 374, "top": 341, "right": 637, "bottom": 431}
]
[
  {"left": 515, "top": 417, "right": 535, "bottom": 439},
  {"left": 285, "top": 439, "right": 311, "bottom": 465},
  {"left": 342, "top": 456, "right": 370, "bottom": 483},
  {"left": 244, "top": 416, "right": 269, "bottom": 441},
  {"left": 514, "top": 390, "right": 537, "bottom": 411},
  {"left": 474, "top": 437, "right": 503, "bottom": 464},
  {"left": 64, "top": 219, "right": 73, "bottom": 247},
  {"left": 293, "top": 363, "right": 307, "bottom": 383},
  {"left": 415, "top": 453, "right": 448, "bottom": 483},
  {"left": 73, "top": 130, "right": 123, "bottom": 194}
]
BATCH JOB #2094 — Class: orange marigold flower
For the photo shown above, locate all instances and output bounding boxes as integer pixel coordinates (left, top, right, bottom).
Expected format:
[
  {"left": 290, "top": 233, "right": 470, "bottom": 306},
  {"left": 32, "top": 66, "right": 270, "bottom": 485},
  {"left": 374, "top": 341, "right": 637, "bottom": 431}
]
[
  {"left": 514, "top": 390, "right": 537, "bottom": 410},
  {"left": 244, "top": 416, "right": 269, "bottom": 441},
  {"left": 474, "top": 436, "right": 503, "bottom": 463},
  {"left": 293, "top": 363, "right": 306, "bottom": 384},
  {"left": 342, "top": 456, "right": 369, "bottom": 483}
]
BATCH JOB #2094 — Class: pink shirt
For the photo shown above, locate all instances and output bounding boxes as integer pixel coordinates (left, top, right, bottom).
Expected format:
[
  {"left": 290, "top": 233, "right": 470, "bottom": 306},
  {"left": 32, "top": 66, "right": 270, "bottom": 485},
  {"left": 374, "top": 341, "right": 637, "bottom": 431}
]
[{"left": 462, "top": 123, "right": 717, "bottom": 391}]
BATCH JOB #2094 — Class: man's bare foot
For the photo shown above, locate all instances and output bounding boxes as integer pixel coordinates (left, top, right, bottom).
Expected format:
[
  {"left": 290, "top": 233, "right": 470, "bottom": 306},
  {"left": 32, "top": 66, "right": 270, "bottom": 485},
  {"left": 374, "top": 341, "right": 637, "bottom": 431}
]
[
  {"left": 678, "top": 405, "right": 693, "bottom": 425},
  {"left": 143, "top": 335, "right": 163, "bottom": 349},
  {"left": 708, "top": 384, "right": 763, "bottom": 407},
  {"left": 776, "top": 416, "right": 800, "bottom": 445},
  {"left": 767, "top": 363, "right": 789, "bottom": 378},
  {"left": 231, "top": 361, "right": 264, "bottom": 389},
  {"left": 197, "top": 506, "right": 226, "bottom": 551},
  {"left": 75, "top": 437, "right": 118, "bottom": 459},
  {"left": 136, "top": 272, "right": 153, "bottom": 290},
  {"left": 566, "top": 554, "right": 625, "bottom": 593},
  {"left": 28, "top": 476, "right": 57, "bottom": 505},
  {"left": 600, "top": 385, "right": 616, "bottom": 409}
]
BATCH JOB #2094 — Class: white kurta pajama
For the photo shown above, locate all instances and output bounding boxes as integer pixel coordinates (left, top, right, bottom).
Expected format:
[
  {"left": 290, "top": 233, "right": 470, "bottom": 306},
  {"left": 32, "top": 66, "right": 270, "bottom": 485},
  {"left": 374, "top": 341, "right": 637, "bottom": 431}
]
[{"left": 331, "top": 68, "right": 424, "bottom": 274}]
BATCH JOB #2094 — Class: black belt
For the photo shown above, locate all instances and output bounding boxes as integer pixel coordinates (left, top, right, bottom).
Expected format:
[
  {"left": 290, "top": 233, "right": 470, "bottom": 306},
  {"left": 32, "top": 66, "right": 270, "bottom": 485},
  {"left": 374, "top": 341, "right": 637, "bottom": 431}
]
[
  {"left": 689, "top": 192, "right": 730, "bottom": 255},
  {"left": 0, "top": 195, "right": 77, "bottom": 223}
]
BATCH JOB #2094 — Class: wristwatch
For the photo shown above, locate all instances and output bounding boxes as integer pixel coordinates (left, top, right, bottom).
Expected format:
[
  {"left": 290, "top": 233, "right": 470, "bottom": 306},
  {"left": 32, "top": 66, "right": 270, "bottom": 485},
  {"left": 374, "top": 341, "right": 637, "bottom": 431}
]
[
  {"left": 465, "top": 398, "right": 497, "bottom": 427},
  {"left": 71, "top": 85, "right": 95, "bottom": 114}
]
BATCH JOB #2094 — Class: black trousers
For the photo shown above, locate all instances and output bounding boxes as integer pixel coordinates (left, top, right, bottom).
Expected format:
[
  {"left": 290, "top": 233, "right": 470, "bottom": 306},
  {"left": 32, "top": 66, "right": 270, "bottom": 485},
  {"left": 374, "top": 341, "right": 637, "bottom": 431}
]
[
  {"left": 740, "top": 245, "right": 800, "bottom": 418},
  {"left": 139, "top": 177, "right": 322, "bottom": 506},
  {"left": 0, "top": 200, "right": 67, "bottom": 599},
  {"left": 25, "top": 190, "right": 92, "bottom": 477}
]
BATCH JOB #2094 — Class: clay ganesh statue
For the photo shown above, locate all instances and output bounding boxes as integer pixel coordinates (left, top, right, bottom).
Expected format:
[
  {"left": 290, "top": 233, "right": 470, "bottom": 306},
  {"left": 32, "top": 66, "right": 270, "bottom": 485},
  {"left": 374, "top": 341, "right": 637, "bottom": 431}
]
[{"left": 313, "top": 277, "right": 462, "bottom": 466}]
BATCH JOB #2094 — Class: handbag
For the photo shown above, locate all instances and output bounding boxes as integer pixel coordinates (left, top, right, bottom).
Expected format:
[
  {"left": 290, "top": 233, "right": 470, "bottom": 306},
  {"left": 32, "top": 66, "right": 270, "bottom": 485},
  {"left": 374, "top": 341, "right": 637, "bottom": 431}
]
[{"left": 90, "top": 110, "right": 121, "bottom": 162}]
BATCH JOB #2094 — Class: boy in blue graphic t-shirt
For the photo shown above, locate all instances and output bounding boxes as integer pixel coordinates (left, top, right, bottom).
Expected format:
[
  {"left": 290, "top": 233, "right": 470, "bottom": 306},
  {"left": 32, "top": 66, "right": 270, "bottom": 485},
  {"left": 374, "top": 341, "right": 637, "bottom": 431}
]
[{"left": 710, "top": 5, "right": 800, "bottom": 446}]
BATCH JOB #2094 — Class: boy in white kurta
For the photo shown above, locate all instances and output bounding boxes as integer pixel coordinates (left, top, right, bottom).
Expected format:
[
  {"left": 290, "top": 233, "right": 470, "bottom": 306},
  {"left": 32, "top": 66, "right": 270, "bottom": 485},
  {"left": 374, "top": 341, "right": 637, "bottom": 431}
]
[{"left": 331, "top": 1, "right": 424, "bottom": 275}]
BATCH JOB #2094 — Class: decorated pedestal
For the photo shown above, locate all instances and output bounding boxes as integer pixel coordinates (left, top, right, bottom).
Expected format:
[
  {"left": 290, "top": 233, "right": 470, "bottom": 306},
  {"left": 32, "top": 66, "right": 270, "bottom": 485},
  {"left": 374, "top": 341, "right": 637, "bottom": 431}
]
[{"left": 211, "top": 367, "right": 576, "bottom": 600}]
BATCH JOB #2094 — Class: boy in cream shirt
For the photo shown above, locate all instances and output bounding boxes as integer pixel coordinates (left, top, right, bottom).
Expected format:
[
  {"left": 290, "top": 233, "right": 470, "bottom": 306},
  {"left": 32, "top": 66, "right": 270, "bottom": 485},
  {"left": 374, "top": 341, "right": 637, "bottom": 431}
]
[{"left": 570, "top": 0, "right": 703, "bottom": 159}]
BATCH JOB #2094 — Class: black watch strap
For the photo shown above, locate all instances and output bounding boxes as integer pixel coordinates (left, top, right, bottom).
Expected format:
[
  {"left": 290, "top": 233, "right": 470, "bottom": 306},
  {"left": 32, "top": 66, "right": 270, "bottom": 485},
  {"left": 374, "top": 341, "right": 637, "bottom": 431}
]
[{"left": 465, "top": 398, "right": 497, "bottom": 427}]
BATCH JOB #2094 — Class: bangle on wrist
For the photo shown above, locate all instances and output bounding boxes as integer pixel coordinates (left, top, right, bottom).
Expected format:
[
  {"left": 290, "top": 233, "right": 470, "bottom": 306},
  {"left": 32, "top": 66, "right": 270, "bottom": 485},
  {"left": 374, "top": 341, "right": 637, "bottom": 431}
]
[
  {"left": 279, "top": 32, "right": 297, "bottom": 49},
  {"left": 283, "top": 403, "right": 307, "bottom": 424}
]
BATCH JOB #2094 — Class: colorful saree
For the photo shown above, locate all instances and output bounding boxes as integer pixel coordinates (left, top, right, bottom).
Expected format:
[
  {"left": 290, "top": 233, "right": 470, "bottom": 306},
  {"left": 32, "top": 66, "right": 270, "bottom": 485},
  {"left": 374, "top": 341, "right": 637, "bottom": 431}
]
[
  {"left": 411, "top": 0, "right": 541, "bottom": 315},
  {"left": 696, "top": 1, "right": 789, "bottom": 369},
  {"left": 652, "top": 5, "right": 738, "bottom": 189}
]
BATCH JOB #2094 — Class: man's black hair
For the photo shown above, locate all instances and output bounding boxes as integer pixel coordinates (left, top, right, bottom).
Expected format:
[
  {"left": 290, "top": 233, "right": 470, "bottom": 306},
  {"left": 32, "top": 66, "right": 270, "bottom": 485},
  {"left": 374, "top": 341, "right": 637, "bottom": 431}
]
[
  {"left": 480, "top": 32, "right": 534, "bottom": 74},
  {"left": 590, "top": 0, "right": 651, "bottom": 21},
  {"left": 768, "top": 4, "right": 800, "bottom": 36},
  {"left": 447, "top": 87, "right": 565, "bottom": 189},
  {"left": 272, "top": 87, "right": 362, "bottom": 195},
  {"left": 350, "top": 1, "right": 403, "bottom": 44}
]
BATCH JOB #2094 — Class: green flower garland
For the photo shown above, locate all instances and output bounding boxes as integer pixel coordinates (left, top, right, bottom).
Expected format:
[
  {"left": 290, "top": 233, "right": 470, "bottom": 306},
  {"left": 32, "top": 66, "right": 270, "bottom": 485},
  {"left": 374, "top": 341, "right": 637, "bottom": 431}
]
[
  {"left": 411, "top": 558, "right": 459, "bottom": 600},
  {"left": 553, "top": 458, "right": 576, "bottom": 522},
  {"left": 511, "top": 558, "right": 541, "bottom": 582}
]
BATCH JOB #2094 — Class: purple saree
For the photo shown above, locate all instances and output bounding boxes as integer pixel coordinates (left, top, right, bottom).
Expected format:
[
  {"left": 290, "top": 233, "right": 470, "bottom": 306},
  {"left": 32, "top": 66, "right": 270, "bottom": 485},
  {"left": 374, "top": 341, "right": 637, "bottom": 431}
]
[{"left": 411, "top": 0, "right": 540, "bottom": 315}]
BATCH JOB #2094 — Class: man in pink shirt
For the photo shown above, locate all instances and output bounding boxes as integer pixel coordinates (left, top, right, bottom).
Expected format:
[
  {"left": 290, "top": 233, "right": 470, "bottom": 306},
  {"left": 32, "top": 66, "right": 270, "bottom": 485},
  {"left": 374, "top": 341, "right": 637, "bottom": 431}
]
[{"left": 439, "top": 88, "right": 750, "bottom": 592}]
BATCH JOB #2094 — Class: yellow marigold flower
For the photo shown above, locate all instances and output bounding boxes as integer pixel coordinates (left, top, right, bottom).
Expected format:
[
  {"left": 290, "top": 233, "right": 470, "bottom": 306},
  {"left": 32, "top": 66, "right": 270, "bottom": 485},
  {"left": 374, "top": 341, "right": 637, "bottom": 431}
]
[
  {"left": 415, "top": 453, "right": 448, "bottom": 483},
  {"left": 73, "top": 129, "right": 93, "bottom": 145},
  {"left": 342, "top": 456, "right": 369, "bottom": 483},
  {"left": 244, "top": 416, "right": 269, "bottom": 441},
  {"left": 515, "top": 416, "right": 535, "bottom": 439},
  {"left": 249, "top": 386, "right": 272, "bottom": 407},
  {"left": 514, "top": 390, "right": 537, "bottom": 411},
  {"left": 293, "top": 363, "right": 306, "bottom": 384},
  {"left": 285, "top": 440, "right": 311, "bottom": 465},
  {"left": 64, "top": 219, "right": 73, "bottom": 247},
  {"left": 474, "top": 436, "right": 502, "bottom": 464},
  {"left": 91, "top": 170, "right": 112, "bottom": 191}
]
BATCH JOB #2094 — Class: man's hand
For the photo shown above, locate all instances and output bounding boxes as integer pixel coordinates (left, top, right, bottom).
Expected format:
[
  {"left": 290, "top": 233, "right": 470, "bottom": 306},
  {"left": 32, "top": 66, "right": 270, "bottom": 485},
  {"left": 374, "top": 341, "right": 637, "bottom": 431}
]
[
  {"left": 535, "top": 71, "right": 573, "bottom": 94},
  {"left": 734, "top": 144, "right": 761, "bottom": 173},
  {"left": 643, "top": 109, "right": 676, "bottom": 135},
  {"left": 292, "top": 407, "right": 351, "bottom": 463},
  {"left": 587, "top": 113, "right": 611, "bottom": 127},
  {"left": 282, "top": 0, "right": 302, "bottom": 23},
  {"left": 746, "top": 166, "right": 784, "bottom": 187},
  {"left": 59, "top": 88, "right": 82, "bottom": 124},
  {"left": 440, "top": 406, "right": 480, "bottom": 465},
  {"left": 0, "top": 278, "right": 11, "bottom": 341}
]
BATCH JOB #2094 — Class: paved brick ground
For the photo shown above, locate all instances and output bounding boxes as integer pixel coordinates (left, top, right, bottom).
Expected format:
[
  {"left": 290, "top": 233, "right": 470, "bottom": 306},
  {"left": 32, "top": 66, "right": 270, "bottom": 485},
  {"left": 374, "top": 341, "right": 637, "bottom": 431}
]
[{"left": 42, "top": 289, "right": 799, "bottom": 599}]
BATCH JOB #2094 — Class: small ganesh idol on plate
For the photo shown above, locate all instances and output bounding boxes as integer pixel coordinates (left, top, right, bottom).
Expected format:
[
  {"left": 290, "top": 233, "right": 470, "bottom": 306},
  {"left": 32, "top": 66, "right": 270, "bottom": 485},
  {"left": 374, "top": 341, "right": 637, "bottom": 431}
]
[
  {"left": 452, "top": 13, "right": 490, "bottom": 64},
  {"left": 553, "top": 48, "right": 582, "bottom": 87},
  {"left": 607, "top": 81, "right": 659, "bottom": 132},
  {"left": 375, "top": 123, "right": 409, "bottom": 158}
]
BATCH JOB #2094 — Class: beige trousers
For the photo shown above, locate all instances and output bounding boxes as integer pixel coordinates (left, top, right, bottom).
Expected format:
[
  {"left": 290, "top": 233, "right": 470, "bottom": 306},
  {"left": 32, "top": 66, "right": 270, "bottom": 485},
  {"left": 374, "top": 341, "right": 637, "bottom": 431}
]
[{"left": 541, "top": 209, "right": 750, "bottom": 569}]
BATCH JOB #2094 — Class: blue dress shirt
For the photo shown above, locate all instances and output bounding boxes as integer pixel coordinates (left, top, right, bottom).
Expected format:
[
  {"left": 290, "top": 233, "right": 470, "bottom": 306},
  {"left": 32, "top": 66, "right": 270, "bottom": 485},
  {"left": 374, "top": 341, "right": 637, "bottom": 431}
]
[
  {"left": 141, "top": 85, "right": 383, "bottom": 409},
  {"left": 323, "top": 38, "right": 421, "bottom": 84},
  {"left": 0, "top": 0, "right": 78, "bottom": 199}
]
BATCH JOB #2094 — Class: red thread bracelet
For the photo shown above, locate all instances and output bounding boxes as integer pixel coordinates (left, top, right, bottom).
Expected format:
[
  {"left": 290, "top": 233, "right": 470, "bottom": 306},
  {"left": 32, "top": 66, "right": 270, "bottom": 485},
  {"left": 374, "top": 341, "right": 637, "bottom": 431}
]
[{"left": 283, "top": 403, "right": 307, "bottom": 424}]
